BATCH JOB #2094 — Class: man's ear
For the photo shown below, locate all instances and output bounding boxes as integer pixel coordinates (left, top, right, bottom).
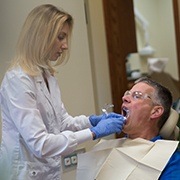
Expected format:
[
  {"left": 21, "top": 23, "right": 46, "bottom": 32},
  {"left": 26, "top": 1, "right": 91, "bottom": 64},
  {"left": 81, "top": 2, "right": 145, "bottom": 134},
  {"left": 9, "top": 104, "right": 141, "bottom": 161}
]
[{"left": 150, "top": 106, "right": 164, "bottom": 119}]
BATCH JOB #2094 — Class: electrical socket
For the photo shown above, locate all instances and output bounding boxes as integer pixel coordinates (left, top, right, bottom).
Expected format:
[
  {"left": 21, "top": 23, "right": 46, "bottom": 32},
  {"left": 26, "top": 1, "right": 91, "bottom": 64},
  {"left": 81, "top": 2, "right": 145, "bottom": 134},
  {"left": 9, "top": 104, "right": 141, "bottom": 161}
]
[{"left": 62, "top": 148, "right": 86, "bottom": 172}]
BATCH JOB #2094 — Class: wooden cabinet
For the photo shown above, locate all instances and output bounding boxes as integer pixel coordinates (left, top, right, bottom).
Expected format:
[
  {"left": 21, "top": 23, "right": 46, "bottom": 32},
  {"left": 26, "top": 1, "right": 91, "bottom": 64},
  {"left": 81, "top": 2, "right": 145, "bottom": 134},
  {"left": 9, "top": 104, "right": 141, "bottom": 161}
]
[
  {"left": 102, "top": 0, "right": 137, "bottom": 114},
  {"left": 102, "top": 0, "right": 137, "bottom": 138}
]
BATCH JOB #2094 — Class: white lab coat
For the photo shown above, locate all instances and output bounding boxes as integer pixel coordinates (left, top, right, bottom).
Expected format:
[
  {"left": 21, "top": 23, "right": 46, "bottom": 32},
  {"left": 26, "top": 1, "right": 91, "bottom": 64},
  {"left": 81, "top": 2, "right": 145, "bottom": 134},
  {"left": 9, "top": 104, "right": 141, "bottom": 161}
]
[{"left": 0, "top": 66, "right": 92, "bottom": 180}]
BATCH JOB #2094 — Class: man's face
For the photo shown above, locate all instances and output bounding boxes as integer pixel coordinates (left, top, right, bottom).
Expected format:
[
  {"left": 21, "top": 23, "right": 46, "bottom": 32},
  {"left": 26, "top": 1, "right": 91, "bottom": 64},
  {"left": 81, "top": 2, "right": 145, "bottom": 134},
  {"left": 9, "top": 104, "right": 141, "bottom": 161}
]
[{"left": 121, "top": 82, "right": 155, "bottom": 137}]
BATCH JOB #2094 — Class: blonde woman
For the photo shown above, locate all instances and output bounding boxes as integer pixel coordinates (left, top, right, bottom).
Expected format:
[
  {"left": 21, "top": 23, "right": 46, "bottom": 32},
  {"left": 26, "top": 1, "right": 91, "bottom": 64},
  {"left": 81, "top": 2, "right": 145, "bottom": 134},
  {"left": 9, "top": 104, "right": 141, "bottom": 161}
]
[{"left": 0, "top": 4, "right": 125, "bottom": 179}]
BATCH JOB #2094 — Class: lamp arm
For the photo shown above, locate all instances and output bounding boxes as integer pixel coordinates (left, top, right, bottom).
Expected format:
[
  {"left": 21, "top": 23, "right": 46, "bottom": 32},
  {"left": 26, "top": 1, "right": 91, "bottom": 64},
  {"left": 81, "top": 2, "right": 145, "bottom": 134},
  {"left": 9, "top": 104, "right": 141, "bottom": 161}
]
[{"left": 134, "top": 8, "right": 150, "bottom": 45}]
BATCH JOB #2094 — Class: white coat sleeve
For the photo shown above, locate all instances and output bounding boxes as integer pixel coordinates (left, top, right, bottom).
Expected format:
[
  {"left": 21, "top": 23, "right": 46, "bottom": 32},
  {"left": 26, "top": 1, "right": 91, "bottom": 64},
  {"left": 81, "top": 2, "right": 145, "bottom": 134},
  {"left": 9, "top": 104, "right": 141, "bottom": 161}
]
[{"left": 0, "top": 70, "right": 93, "bottom": 158}]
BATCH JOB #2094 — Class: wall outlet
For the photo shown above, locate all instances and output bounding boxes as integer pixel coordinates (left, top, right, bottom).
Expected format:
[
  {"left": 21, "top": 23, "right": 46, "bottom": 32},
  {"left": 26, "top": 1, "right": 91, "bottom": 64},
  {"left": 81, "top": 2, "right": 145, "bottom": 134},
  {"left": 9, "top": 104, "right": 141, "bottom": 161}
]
[{"left": 62, "top": 148, "right": 86, "bottom": 172}]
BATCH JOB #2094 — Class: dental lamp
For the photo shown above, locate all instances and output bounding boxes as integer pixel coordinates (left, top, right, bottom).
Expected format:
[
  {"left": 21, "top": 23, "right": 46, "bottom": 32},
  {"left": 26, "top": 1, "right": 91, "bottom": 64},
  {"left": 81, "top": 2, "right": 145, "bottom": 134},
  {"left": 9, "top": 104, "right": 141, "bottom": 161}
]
[{"left": 134, "top": 8, "right": 155, "bottom": 56}]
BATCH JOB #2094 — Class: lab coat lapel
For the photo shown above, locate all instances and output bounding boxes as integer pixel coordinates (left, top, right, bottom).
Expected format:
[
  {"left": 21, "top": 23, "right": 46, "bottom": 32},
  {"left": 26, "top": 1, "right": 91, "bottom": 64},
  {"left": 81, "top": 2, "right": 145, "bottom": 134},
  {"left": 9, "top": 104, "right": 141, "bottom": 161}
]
[
  {"left": 35, "top": 75, "right": 52, "bottom": 104},
  {"left": 35, "top": 70, "right": 61, "bottom": 119}
]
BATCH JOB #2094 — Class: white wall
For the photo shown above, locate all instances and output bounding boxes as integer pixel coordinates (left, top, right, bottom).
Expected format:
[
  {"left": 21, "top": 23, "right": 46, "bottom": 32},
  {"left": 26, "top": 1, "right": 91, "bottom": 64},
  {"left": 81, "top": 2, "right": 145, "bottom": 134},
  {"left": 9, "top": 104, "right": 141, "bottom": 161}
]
[
  {"left": 85, "top": 0, "right": 113, "bottom": 113},
  {"left": 133, "top": 0, "right": 179, "bottom": 80}
]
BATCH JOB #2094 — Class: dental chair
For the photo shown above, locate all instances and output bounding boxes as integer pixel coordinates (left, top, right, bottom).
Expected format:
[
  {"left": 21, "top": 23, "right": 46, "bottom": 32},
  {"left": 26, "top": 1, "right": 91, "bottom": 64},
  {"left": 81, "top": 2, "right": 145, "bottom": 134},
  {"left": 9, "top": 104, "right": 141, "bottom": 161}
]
[{"left": 160, "top": 108, "right": 180, "bottom": 140}]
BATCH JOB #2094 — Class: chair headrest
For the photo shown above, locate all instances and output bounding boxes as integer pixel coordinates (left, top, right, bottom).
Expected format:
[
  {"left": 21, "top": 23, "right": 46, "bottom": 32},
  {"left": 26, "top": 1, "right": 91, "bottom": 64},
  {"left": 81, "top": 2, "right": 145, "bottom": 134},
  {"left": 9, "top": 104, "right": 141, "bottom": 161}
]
[{"left": 159, "top": 108, "right": 179, "bottom": 140}]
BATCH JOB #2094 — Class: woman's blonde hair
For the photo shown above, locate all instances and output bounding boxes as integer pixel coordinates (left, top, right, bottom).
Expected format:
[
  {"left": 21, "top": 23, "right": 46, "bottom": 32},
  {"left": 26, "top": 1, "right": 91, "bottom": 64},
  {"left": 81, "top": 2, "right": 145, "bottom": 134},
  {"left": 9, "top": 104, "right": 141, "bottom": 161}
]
[{"left": 10, "top": 4, "right": 73, "bottom": 76}]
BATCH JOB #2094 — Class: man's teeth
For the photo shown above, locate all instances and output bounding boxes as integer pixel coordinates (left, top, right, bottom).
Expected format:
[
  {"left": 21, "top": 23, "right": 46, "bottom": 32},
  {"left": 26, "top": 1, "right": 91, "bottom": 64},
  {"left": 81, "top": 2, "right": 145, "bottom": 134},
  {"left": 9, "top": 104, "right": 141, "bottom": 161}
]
[{"left": 123, "top": 108, "right": 129, "bottom": 118}]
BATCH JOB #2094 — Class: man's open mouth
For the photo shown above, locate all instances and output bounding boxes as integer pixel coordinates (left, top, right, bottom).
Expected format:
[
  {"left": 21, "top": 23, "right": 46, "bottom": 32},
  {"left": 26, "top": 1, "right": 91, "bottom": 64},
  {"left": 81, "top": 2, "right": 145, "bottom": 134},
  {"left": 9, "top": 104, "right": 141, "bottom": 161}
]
[{"left": 122, "top": 107, "right": 130, "bottom": 118}]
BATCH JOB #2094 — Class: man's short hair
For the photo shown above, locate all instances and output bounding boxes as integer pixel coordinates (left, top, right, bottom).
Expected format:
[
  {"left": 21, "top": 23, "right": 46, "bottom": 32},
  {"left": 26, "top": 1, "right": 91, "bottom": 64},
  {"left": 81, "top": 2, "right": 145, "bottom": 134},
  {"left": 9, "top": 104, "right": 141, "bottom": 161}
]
[{"left": 135, "top": 77, "right": 173, "bottom": 128}]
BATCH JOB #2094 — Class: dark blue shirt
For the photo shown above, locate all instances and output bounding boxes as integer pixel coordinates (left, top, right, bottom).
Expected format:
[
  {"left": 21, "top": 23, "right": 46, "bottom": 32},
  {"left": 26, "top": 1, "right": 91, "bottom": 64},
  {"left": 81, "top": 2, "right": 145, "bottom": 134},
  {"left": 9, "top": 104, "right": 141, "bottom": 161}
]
[{"left": 151, "top": 136, "right": 180, "bottom": 180}]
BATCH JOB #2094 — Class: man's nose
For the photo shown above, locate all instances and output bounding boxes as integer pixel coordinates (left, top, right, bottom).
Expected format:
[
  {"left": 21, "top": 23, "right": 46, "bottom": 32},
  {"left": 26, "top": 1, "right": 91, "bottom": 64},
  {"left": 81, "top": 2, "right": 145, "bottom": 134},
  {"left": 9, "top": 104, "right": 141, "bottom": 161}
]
[{"left": 122, "top": 95, "right": 131, "bottom": 103}]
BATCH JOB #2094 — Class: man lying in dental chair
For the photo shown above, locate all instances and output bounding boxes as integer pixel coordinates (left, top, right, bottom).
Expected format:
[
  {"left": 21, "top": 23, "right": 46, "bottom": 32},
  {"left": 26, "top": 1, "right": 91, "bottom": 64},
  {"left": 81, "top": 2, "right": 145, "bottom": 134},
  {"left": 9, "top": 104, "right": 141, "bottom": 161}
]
[{"left": 77, "top": 77, "right": 180, "bottom": 180}]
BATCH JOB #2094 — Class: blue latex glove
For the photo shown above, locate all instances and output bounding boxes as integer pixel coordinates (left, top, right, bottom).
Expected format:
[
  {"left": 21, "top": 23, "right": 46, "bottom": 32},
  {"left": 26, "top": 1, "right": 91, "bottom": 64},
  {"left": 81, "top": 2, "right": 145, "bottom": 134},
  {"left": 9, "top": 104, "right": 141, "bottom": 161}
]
[
  {"left": 89, "top": 112, "right": 123, "bottom": 127},
  {"left": 89, "top": 114, "right": 105, "bottom": 127},
  {"left": 89, "top": 112, "right": 121, "bottom": 127},
  {"left": 90, "top": 115, "right": 125, "bottom": 140}
]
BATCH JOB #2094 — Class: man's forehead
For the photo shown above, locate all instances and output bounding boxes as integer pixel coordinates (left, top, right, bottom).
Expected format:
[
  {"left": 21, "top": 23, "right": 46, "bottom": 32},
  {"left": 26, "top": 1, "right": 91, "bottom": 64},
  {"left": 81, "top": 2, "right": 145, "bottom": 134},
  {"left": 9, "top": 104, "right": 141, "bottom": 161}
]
[{"left": 131, "top": 82, "right": 154, "bottom": 92}]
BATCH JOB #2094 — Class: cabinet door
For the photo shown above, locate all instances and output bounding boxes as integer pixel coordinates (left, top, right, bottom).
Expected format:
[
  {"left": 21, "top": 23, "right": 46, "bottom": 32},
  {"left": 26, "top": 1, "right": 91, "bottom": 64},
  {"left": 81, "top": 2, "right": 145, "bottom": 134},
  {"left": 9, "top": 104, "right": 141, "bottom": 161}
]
[{"left": 103, "top": 0, "right": 137, "bottom": 115}]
